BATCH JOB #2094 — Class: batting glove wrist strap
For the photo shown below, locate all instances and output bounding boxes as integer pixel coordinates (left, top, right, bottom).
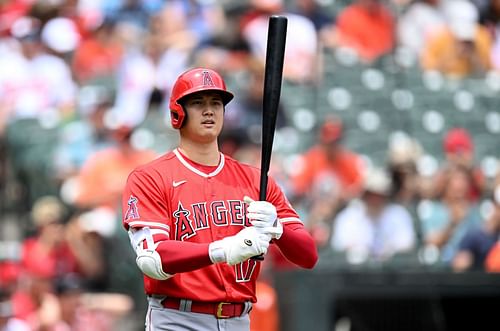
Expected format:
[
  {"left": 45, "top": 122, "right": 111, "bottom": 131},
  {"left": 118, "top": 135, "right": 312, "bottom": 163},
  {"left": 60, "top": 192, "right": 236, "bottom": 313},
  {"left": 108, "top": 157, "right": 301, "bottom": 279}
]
[{"left": 208, "top": 241, "right": 227, "bottom": 264}]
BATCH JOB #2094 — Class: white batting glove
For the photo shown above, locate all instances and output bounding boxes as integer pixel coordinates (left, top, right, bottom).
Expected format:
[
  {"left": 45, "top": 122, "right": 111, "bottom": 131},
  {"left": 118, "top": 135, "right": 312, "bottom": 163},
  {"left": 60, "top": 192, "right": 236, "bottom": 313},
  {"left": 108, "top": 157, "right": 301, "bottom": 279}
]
[
  {"left": 244, "top": 196, "right": 283, "bottom": 240},
  {"left": 209, "top": 227, "right": 272, "bottom": 265}
]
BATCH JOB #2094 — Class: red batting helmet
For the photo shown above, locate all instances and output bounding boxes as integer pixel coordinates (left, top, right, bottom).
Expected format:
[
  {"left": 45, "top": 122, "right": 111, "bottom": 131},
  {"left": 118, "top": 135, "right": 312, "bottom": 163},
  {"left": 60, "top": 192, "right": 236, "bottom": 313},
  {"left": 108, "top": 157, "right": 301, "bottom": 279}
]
[{"left": 169, "top": 68, "right": 234, "bottom": 129}]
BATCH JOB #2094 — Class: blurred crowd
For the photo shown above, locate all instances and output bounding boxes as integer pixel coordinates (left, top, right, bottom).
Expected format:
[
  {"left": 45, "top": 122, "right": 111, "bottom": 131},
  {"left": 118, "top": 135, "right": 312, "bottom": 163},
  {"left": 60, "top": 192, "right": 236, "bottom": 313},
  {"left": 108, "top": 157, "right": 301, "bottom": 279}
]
[{"left": 1, "top": 0, "right": 500, "bottom": 330}]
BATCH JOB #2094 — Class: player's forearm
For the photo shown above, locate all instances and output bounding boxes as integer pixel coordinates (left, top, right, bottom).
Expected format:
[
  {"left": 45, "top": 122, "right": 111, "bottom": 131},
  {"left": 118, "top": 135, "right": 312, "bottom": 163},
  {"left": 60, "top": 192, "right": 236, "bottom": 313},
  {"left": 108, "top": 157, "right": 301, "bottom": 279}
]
[
  {"left": 156, "top": 240, "right": 212, "bottom": 274},
  {"left": 275, "top": 223, "right": 318, "bottom": 269}
]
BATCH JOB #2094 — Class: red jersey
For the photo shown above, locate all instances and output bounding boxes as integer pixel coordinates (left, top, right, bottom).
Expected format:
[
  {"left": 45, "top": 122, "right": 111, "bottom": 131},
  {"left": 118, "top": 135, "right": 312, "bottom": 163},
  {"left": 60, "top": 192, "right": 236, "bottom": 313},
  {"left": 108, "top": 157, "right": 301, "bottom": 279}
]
[{"left": 122, "top": 148, "right": 302, "bottom": 303}]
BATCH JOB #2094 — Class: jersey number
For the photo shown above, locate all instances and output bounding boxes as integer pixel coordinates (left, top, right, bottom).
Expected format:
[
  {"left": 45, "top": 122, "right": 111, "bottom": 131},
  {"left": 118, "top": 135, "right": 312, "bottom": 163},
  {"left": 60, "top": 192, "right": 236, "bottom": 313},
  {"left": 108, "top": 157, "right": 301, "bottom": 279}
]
[{"left": 235, "top": 259, "right": 257, "bottom": 283}]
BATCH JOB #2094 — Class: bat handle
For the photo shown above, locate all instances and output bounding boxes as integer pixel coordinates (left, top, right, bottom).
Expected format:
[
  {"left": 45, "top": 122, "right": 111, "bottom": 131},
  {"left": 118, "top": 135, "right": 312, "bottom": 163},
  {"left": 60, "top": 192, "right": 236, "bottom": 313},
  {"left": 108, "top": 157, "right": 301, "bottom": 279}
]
[{"left": 245, "top": 196, "right": 267, "bottom": 261}]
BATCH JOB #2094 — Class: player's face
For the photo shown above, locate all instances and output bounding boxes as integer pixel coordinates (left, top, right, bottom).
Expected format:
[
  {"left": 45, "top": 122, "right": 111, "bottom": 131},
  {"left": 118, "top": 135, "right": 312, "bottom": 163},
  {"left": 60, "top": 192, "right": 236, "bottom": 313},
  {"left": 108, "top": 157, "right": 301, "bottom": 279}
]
[{"left": 181, "top": 92, "right": 224, "bottom": 143}]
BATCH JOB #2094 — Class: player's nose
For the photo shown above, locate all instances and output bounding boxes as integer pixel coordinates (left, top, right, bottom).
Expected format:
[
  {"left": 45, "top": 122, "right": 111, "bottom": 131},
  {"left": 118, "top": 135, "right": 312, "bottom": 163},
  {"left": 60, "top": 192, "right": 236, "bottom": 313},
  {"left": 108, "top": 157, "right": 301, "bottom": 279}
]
[{"left": 202, "top": 105, "right": 215, "bottom": 116}]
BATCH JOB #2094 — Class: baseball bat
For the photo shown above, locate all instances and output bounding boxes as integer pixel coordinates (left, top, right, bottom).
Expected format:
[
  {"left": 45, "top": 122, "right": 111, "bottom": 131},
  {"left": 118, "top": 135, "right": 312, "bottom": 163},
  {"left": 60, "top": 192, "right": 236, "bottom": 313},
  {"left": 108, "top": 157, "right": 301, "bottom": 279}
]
[
  {"left": 260, "top": 15, "right": 287, "bottom": 201},
  {"left": 252, "top": 15, "right": 288, "bottom": 261}
]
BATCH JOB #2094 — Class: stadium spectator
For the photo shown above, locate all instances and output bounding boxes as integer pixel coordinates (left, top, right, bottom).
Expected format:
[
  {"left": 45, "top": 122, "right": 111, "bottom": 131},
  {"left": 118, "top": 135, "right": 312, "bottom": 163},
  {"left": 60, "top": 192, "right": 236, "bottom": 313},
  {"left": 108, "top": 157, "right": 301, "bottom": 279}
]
[
  {"left": 433, "top": 128, "right": 485, "bottom": 202},
  {"left": 12, "top": 198, "right": 73, "bottom": 327},
  {"left": 290, "top": 117, "right": 365, "bottom": 246},
  {"left": 241, "top": 0, "right": 319, "bottom": 83},
  {"left": 332, "top": 0, "right": 395, "bottom": 62},
  {"left": 421, "top": 0, "right": 492, "bottom": 77},
  {"left": 69, "top": 126, "right": 157, "bottom": 211},
  {"left": 12, "top": 196, "right": 81, "bottom": 326},
  {"left": 292, "top": 0, "right": 335, "bottom": 45},
  {"left": 397, "top": 0, "right": 446, "bottom": 55},
  {"left": 291, "top": 117, "right": 365, "bottom": 204},
  {"left": 65, "top": 211, "right": 113, "bottom": 292},
  {"left": 223, "top": 59, "right": 289, "bottom": 147},
  {"left": 33, "top": 273, "right": 132, "bottom": 331},
  {"left": 387, "top": 135, "right": 424, "bottom": 241},
  {"left": 72, "top": 19, "right": 124, "bottom": 84},
  {"left": 113, "top": 24, "right": 189, "bottom": 127},
  {"left": 165, "top": 0, "right": 227, "bottom": 45},
  {"left": 1, "top": 16, "right": 77, "bottom": 121},
  {"left": 331, "top": 167, "right": 416, "bottom": 261},
  {"left": 21, "top": 196, "right": 78, "bottom": 283},
  {"left": 387, "top": 135, "right": 423, "bottom": 207},
  {"left": 54, "top": 96, "right": 115, "bottom": 180},
  {"left": 420, "top": 166, "right": 483, "bottom": 263},
  {"left": 453, "top": 184, "right": 500, "bottom": 272}
]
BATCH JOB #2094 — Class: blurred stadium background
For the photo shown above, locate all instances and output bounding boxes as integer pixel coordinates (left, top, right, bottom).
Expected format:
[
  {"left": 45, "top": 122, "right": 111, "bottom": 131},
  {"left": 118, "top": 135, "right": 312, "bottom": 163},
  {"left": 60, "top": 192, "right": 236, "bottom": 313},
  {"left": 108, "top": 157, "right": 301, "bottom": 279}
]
[{"left": 1, "top": 0, "right": 500, "bottom": 330}]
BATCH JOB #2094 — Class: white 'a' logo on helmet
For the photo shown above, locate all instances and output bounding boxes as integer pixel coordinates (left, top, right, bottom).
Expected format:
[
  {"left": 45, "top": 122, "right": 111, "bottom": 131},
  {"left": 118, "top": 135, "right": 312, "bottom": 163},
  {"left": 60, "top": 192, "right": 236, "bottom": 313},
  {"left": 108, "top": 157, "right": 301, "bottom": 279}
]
[{"left": 202, "top": 70, "right": 215, "bottom": 87}]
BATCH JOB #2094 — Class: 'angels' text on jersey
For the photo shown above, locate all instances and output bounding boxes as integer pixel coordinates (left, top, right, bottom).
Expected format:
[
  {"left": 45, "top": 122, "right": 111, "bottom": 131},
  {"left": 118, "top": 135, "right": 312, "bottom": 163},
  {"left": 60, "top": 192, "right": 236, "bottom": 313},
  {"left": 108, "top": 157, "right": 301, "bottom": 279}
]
[{"left": 173, "top": 200, "right": 251, "bottom": 241}]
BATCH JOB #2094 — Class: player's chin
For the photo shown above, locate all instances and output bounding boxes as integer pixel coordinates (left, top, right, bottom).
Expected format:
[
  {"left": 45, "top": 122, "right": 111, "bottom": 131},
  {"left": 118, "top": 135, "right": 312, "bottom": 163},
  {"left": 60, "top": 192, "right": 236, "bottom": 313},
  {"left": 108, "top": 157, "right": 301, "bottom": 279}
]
[
  {"left": 195, "top": 127, "right": 221, "bottom": 142},
  {"left": 200, "top": 124, "right": 222, "bottom": 135}
]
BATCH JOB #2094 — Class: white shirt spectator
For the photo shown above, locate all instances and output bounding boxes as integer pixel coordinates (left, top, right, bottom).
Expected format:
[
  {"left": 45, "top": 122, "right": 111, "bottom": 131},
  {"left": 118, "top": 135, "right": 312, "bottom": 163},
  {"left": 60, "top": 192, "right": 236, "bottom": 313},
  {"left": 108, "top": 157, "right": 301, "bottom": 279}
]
[
  {"left": 0, "top": 50, "right": 76, "bottom": 120},
  {"left": 242, "top": 12, "right": 318, "bottom": 83},
  {"left": 331, "top": 199, "right": 416, "bottom": 259},
  {"left": 398, "top": 0, "right": 446, "bottom": 55},
  {"left": 113, "top": 47, "right": 188, "bottom": 126}
]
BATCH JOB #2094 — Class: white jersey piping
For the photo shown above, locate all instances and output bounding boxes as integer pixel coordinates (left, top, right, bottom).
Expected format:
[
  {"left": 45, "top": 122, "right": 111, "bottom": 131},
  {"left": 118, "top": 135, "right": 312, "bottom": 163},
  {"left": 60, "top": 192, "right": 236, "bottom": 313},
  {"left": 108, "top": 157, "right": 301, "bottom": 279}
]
[{"left": 173, "top": 148, "right": 225, "bottom": 178}]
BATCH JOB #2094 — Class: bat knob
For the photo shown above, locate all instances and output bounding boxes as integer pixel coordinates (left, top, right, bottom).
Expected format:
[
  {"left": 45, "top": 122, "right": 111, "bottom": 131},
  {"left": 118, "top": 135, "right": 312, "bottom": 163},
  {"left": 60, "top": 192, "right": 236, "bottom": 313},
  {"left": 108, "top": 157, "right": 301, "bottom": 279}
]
[{"left": 251, "top": 254, "right": 265, "bottom": 261}]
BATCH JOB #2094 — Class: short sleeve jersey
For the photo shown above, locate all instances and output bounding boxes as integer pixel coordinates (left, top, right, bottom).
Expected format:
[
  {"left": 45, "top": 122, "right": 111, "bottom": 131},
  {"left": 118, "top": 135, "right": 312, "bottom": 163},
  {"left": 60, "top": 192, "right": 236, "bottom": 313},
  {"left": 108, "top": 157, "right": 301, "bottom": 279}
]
[{"left": 122, "top": 149, "right": 301, "bottom": 303}]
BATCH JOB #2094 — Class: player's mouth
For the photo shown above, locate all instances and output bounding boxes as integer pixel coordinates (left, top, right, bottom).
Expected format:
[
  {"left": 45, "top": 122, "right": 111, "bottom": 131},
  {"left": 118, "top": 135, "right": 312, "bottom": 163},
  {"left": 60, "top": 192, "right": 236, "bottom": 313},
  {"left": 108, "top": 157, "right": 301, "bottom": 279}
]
[{"left": 201, "top": 119, "right": 215, "bottom": 126}]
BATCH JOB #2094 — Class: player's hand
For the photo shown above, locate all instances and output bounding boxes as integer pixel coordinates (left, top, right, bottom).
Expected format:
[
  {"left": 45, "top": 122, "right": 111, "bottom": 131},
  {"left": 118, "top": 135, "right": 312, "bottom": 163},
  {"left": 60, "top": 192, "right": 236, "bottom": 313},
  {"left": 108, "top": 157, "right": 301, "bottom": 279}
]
[
  {"left": 244, "top": 196, "right": 283, "bottom": 240},
  {"left": 209, "top": 227, "right": 272, "bottom": 265}
]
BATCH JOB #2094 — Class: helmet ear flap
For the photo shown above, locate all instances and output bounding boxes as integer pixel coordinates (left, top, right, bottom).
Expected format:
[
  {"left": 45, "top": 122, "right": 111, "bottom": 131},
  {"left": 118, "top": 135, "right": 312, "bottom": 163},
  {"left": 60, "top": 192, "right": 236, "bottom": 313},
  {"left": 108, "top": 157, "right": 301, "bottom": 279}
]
[{"left": 170, "top": 102, "right": 185, "bottom": 129}]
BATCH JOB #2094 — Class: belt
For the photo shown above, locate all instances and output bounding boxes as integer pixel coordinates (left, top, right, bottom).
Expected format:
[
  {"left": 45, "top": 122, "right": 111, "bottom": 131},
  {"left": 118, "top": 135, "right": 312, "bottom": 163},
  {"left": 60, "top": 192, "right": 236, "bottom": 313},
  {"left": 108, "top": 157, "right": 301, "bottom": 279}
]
[{"left": 161, "top": 297, "right": 249, "bottom": 319}]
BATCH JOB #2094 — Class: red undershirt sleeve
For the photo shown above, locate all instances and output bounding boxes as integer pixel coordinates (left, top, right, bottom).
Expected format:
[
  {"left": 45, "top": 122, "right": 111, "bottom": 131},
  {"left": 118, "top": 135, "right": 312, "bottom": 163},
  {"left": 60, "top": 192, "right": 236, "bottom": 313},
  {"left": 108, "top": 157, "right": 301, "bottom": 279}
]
[
  {"left": 275, "top": 222, "right": 318, "bottom": 269},
  {"left": 153, "top": 222, "right": 318, "bottom": 274},
  {"left": 156, "top": 241, "right": 213, "bottom": 274}
]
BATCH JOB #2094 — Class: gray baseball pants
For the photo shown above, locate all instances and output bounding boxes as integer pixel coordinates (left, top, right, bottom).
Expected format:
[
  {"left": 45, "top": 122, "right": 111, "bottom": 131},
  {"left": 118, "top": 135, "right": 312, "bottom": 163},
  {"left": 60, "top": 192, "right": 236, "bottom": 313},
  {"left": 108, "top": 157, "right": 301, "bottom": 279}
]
[{"left": 145, "top": 296, "right": 251, "bottom": 331}]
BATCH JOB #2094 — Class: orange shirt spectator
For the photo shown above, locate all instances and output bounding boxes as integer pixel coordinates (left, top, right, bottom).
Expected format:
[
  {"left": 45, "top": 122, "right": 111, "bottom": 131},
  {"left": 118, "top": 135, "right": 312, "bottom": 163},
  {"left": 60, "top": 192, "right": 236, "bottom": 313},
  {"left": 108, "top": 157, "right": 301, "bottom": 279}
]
[
  {"left": 335, "top": 0, "right": 395, "bottom": 62},
  {"left": 421, "top": 27, "right": 492, "bottom": 77},
  {"left": 421, "top": 0, "right": 492, "bottom": 77},
  {"left": 73, "top": 127, "right": 157, "bottom": 209},
  {"left": 290, "top": 118, "right": 365, "bottom": 247},
  {"left": 291, "top": 119, "right": 365, "bottom": 200},
  {"left": 293, "top": 146, "right": 364, "bottom": 196}
]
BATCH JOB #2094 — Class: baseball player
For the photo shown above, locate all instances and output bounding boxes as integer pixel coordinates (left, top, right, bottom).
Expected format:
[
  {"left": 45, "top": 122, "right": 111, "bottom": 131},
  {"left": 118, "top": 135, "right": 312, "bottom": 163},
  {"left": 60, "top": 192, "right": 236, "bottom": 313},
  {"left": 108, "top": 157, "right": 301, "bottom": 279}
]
[{"left": 122, "top": 68, "right": 318, "bottom": 331}]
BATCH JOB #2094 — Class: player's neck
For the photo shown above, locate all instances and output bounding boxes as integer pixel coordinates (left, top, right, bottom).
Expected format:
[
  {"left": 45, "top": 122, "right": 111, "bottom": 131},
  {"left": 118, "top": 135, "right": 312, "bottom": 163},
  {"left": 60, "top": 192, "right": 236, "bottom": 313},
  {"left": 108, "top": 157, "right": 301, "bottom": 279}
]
[{"left": 178, "top": 140, "right": 220, "bottom": 166}]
